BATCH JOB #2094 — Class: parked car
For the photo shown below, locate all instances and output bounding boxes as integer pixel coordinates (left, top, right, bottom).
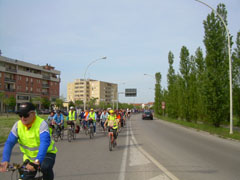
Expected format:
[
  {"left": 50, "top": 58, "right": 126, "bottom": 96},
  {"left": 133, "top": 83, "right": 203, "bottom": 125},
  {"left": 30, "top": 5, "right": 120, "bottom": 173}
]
[
  {"left": 39, "top": 109, "right": 50, "bottom": 114},
  {"left": 142, "top": 111, "right": 153, "bottom": 120}
]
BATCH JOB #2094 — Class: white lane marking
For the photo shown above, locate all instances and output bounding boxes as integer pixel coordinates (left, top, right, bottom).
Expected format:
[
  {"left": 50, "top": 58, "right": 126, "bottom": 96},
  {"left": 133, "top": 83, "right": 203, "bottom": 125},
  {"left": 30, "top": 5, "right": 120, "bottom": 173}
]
[
  {"left": 129, "top": 118, "right": 179, "bottom": 180},
  {"left": 118, "top": 123, "right": 129, "bottom": 180},
  {"left": 149, "top": 174, "right": 171, "bottom": 180},
  {"left": 129, "top": 139, "right": 150, "bottom": 166}
]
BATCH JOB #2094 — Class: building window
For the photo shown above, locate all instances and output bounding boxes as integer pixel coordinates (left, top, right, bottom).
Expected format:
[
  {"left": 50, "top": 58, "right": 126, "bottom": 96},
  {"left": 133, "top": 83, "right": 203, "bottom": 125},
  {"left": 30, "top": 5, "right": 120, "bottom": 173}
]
[
  {"left": 17, "top": 96, "right": 29, "bottom": 100},
  {"left": 26, "top": 77, "right": 28, "bottom": 82},
  {"left": 30, "top": 78, "right": 33, "bottom": 82},
  {"left": 26, "top": 87, "right": 28, "bottom": 91}
]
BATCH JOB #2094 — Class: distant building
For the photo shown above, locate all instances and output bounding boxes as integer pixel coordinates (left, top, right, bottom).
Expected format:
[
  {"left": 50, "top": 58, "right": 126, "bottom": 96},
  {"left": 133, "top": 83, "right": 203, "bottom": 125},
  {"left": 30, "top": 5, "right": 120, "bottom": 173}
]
[
  {"left": 0, "top": 56, "right": 61, "bottom": 111},
  {"left": 67, "top": 79, "right": 118, "bottom": 105}
]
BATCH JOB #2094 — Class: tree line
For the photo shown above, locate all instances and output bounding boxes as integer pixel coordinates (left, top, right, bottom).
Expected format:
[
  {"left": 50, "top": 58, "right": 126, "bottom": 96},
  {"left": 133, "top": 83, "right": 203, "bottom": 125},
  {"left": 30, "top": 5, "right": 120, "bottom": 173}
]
[{"left": 154, "top": 3, "right": 240, "bottom": 127}]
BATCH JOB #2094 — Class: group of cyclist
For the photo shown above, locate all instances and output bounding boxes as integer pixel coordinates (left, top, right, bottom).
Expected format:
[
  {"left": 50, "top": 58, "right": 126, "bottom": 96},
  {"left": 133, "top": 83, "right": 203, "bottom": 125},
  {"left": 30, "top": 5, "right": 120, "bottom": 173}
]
[{"left": 0, "top": 102, "right": 131, "bottom": 180}]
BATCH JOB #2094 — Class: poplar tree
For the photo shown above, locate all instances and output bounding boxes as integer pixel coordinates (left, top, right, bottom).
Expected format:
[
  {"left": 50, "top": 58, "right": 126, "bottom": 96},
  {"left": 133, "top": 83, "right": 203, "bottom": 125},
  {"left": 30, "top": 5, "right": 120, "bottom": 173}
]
[
  {"left": 166, "top": 51, "right": 178, "bottom": 118},
  {"left": 203, "top": 4, "right": 230, "bottom": 127},
  {"left": 232, "top": 31, "right": 240, "bottom": 125},
  {"left": 154, "top": 72, "right": 162, "bottom": 115},
  {"left": 194, "top": 47, "right": 206, "bottom": 121},
  {"left": 188, "top": 55, "right": 198, "bottom": 122},
  {"left": 179, "top": 46, "right": 191, "bottom": 121}
]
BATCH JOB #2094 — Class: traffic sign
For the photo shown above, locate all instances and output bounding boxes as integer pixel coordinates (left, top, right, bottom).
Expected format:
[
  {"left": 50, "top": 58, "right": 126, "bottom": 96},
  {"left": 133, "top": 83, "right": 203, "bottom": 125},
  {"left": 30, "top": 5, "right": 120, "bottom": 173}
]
[{"left": 125, "top": 88, "right": 137, "bottom": 97}]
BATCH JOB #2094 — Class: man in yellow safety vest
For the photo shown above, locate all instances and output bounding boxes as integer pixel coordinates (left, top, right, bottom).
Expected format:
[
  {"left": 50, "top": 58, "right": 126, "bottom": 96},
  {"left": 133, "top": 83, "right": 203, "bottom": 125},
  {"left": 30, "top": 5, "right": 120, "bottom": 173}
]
[
  {"left": 104, "top": 110, "right": 119, "bottom": 144},
  {"left": 0, "top": 102, "right": 57, "bottom": 180},
  {"left": 67, "top": 106, "right": 77, "bottom": 129},
  {"left": 87, "top": 108, "right": 97, "bottom": 134}
]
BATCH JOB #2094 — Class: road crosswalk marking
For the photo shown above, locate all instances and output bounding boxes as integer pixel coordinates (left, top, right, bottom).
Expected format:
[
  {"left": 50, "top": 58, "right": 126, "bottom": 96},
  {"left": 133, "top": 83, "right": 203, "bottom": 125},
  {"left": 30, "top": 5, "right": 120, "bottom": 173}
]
[
  {"left": 129, "top": 139, "right": 150, "bottom": 166},
  {"left": 148, "top": 174, "right": 171, "bottom": 180}
]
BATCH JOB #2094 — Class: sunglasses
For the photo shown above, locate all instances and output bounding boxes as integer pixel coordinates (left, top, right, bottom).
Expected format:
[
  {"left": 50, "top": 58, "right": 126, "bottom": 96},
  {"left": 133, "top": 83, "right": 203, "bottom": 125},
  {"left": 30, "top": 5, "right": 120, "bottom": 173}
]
[{"left": 19, "top": 111, "right": 34, "bottom": 118}]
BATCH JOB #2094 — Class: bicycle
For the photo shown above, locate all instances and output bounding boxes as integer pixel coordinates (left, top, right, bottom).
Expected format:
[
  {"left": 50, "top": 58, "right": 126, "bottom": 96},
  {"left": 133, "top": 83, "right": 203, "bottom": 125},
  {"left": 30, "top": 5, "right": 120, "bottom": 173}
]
[
  {"left": 88, "top": 120, "right": 94, "bottom": 139},
  {"left": 107, "top": 126, "right": 117, "bottom": 151},
  {"left": 82, "top": 121, "right": 88, "bottom": 136},
  {"left": 100, "top": 120, "right": 106, "bottom": 135},
  {"left": 6, "top": 159, "right": 42, "bottom": 180},
  {"left": 53, "top": 124, "right": 64, "bottom": 142},
  {"left": 67, "top": 121, "right": 76, "bottom": 142}
]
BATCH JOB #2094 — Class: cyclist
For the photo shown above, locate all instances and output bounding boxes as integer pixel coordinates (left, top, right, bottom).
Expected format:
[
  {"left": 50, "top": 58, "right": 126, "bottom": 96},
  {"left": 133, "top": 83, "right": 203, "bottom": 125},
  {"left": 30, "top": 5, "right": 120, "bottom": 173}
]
[
  {"left": 104, "top": 110, "right": 119, "bottom": 145},
  {"left": 82, "top": 109, "right": 89, "bottom": 131},
  {"left": 0, "top": 102, "right": 57, "bottom": 180},
  {"left": 87, "top": 108, "right": 97, "bottom": 134},
  {"left": 100, "top": 109, "right": 109, "bottom": 132},
  {"left": 67, "top": 106, "right": 77, "bottom": 129},
  {"left": 47, "top": 111, "right": 55, "bottom": 135},
  {"left": 53, "top": 110, "right": 64, "bottom": 132}
]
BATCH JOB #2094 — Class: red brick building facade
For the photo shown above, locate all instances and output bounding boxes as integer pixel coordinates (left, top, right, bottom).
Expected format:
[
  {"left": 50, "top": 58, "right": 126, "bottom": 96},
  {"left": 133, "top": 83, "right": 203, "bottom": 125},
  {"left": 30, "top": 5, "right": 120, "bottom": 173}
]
[{"left": 0, "top": 56, "right": 61, "bottom": 111}]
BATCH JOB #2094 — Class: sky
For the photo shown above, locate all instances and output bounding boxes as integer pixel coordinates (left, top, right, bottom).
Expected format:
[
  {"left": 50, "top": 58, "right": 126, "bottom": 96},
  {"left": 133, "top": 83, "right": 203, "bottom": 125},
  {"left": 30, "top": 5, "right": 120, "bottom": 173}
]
[{"left": 0, "top": 0, "right": 240, "bottom": 103}]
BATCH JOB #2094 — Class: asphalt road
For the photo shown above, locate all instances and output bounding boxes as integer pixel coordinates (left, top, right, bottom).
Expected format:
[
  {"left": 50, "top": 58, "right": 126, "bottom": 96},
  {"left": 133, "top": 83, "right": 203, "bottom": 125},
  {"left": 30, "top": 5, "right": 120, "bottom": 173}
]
[{"left": 1, "top": 114, "right": 240, "bottom": 180}]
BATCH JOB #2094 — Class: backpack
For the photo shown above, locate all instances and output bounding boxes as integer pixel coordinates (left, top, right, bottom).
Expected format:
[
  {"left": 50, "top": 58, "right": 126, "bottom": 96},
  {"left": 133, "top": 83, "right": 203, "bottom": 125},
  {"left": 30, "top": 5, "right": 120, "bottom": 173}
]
[{"left": 75, "top": 125, "right": 80, "bottom": 133}]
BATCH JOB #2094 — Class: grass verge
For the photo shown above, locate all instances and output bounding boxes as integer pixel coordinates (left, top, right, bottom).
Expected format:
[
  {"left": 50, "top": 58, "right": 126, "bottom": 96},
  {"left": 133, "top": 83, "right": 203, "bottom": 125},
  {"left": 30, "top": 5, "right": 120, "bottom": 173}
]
[
  {"left": 0, "top": 114, "right": 48, "bottom": 144},
  {"left": 156, "top": 114, "right": 240, "bottom": 141}
]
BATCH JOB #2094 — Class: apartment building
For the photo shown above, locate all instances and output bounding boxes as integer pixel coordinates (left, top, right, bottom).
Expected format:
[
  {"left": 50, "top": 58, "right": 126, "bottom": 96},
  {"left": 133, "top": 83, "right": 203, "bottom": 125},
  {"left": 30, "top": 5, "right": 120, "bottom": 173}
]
[
  {"left": 0, "top": 56, "right": 61, "bottom": 111},
  {"left": 67, "top": 79, "right": 118, "bottom": 105}
]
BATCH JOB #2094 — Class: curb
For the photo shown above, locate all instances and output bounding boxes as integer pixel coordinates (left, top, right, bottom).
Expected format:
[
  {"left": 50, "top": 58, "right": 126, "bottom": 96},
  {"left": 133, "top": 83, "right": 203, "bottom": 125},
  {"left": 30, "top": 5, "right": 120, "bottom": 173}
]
[{"left": 155, "top": 116, "right": 240, "bottom": 143}]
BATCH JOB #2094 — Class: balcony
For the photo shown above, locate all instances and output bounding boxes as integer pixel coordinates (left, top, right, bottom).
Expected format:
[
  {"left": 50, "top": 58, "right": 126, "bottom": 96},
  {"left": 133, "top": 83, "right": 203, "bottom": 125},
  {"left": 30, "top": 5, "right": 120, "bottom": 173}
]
[
  {"left": 4, "top": 78, "right": 16, "bottom": 83},
  {"left": 42, "top": 75, "right": 50, "bottom": 80},
  {"left": 42, "top": 84, "right": 50, "bottom": 88},
  {"left": 42, "top": 92, "right": 49, "bottom": 95},
  {"left": 5, "top": 67, "right": 17, "bottom": 73},
  {"left": 5, "top": 88, "right": 16, "bottom": 92}
]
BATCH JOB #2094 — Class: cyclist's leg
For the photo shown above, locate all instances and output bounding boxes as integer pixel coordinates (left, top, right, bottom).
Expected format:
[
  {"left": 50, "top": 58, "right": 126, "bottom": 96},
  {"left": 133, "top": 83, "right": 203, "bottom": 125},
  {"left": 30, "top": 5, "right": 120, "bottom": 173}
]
[
  {"left": 93, "top": 121, "right": 96, "bottom": 133},
  {"left": 41, "top": 153, "right": 56, "bottom": 180},
  {"left": 113, "top": 129, "right": 118, "bottom": 140}
]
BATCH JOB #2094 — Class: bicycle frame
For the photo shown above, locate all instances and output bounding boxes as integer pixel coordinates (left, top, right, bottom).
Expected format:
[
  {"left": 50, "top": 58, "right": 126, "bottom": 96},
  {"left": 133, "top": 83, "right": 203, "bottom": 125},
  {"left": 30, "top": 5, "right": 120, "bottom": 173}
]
[
  {"left": 67, "top": 123, "right": 75, "bottom": 142},
  {"left": 7, "top": 160, "right": 43, "bottom": 180}
]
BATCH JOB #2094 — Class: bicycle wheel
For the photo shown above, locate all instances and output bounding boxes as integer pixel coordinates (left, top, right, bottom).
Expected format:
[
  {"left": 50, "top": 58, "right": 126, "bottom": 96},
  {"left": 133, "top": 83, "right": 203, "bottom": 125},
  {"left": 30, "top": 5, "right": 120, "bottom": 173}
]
[
  {"left": 89, "top": 126, "right": 93, "bottom": 139},
  {"left": 73, "top": 128, "right": 76, "bottom": 140},
  {"left": 54, "top": 129, "right": 59, "bottom": 142},
  {"left": 109, "top": 135, "right": 113, "bottom": 151},
  {"left": 85, "top": 127, "right": 88, "bottom": 135},
  {"left": 67, "top": 129, "right": 72, "bottom": 142},
  {"left": 60, "top": 129, "right": 64, "bottom": 140}
]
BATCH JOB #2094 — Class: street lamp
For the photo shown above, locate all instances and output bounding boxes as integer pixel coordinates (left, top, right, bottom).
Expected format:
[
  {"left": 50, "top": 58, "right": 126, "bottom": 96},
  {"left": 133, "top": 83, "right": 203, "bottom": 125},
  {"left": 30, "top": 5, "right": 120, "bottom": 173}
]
[
  {"left": 116, "top": 82, "right": 126, "bottom": 110},
  {"left": 83, "top": 56, "right": 107, "bottom": 111},
  {"left": 144, "top": 73, "right": 155, "bottom": 79},
  {"left": 195, "top": 0, "right": 233, "bottom": 134}
]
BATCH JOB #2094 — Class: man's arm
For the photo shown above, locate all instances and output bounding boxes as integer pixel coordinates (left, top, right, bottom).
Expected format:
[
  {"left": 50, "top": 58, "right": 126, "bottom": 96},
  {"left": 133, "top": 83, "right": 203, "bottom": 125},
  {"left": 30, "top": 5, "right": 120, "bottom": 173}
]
[
  {"left": 1, "top": 122, "right": 18, "bottom": 163},
  {"left": 36, "top": 121, "right": 51, "bottom": 164}
]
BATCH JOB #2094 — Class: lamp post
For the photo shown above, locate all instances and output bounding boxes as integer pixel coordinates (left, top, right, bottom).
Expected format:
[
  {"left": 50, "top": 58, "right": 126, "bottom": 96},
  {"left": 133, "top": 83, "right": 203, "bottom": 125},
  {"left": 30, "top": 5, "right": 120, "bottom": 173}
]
[
  {"left": 116, "top": 82, "right": 126, "bottom": 110},
  {"left": 195, "top": 0, "right": 233, "bottom": 134},
  {"left": 83, "top": 56, "right": 107, "bottom": 111},
  {"left": 144, "top": 73, "right": 155, "bottom": 79}
]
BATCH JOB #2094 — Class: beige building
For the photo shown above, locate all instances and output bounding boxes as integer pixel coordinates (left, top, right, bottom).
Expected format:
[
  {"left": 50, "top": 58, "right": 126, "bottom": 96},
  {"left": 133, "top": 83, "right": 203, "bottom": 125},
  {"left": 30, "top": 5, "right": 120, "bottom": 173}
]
[{"left": 67, "top": 79, "right": 118, "bottom": 105}]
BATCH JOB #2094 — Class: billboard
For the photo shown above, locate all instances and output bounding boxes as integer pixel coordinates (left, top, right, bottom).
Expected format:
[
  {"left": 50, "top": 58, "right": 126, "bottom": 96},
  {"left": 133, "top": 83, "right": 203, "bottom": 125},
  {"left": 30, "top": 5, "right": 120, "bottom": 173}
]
[{"left": 125, "top": 88, "right": 137, "bottom": 97}]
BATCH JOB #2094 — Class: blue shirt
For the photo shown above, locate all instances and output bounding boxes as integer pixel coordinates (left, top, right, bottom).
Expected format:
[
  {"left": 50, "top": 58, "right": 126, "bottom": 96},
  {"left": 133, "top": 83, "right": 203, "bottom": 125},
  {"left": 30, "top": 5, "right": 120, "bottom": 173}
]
[{"left": 53, "top": 113, "right": 64, "bottom": 124}]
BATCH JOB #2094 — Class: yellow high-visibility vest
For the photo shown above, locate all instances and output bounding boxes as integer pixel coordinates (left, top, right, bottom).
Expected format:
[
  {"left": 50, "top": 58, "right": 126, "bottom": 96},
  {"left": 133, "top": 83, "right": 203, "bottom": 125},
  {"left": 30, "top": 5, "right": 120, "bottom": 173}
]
[
  {"left": 18, "top": 116, "right": 57, "bottom": 162},
  {"left": 68, "top": 111, "right": 76, "bottom": 121}
]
